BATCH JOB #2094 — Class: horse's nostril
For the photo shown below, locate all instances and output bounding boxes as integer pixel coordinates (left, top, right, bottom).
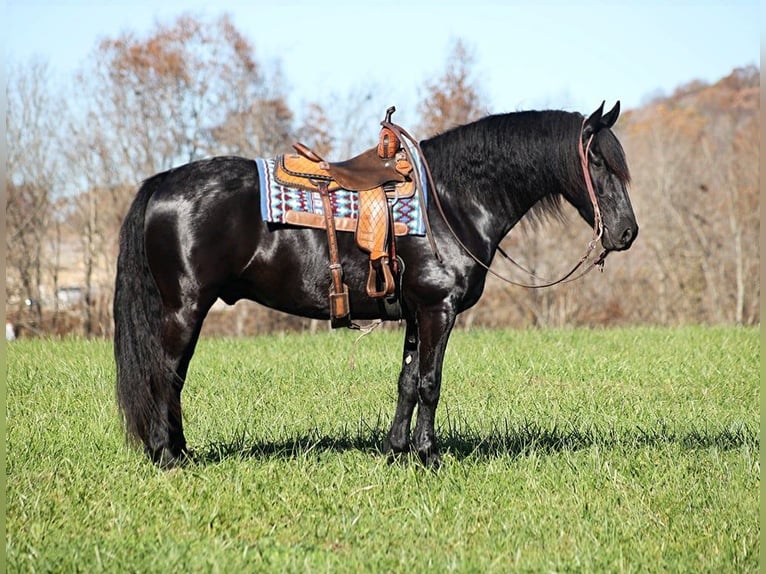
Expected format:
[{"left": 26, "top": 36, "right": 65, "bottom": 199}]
[{"left": 621, "top": 225, "right": 636, "bottom": 245}]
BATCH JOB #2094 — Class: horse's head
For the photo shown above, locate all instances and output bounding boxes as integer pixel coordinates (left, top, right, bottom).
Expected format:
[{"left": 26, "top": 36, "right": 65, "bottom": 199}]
[{"left": 572, "top": 101, "right": 638, "bottom": 252}]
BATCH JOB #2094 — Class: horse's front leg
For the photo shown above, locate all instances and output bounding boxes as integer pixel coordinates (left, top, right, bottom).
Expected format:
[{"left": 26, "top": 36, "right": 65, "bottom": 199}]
[
  {"left": 384, "top": 319, "right": 419, "bottom": 458},
  {"left": 412, "top": 303, "right": 456, "bottom": 468}
]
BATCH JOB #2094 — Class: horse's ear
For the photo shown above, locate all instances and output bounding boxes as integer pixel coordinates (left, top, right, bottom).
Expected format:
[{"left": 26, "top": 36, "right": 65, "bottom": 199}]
[
  {"left": 583, "top": 101, "right": 605, "bottom": 139},
  {"left": 600, "top": 101, "right": 620, "bottom": 129}
]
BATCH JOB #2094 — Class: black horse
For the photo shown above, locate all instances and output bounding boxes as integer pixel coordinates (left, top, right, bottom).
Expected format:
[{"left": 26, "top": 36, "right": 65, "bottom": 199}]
[{"left": 114, "top": 102, "right": 637, "bottom": 468}]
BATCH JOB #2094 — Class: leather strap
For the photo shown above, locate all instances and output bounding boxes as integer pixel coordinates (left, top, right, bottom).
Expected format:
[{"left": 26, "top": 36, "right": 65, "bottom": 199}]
[{"left": 318, "top": 182, "right": 350, "bottom": 325}]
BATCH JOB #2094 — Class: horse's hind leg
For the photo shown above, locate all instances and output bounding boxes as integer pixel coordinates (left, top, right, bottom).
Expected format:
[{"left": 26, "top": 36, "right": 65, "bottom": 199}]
[
  {"left": 149, "top": 295, "right": 213, "bottom": 467},
  {"left": 384, "top": 319, "right": 419, "bottom": 458}
]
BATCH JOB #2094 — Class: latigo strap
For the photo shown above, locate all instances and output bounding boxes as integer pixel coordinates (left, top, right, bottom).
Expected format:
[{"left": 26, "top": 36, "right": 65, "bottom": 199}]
[{"left": 317, "top": 182, "right": 351, "bottom": 327}]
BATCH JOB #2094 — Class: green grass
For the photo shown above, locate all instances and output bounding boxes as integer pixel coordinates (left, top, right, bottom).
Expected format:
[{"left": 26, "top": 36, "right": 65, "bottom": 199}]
[{"left": 6, "top": 326, "right": 760, "bottom": 572}]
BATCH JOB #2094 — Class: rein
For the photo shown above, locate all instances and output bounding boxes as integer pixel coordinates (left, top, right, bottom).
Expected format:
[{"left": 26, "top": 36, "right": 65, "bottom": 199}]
[{"left": 382, "top": 117, "right": 609, "bottom": 289}]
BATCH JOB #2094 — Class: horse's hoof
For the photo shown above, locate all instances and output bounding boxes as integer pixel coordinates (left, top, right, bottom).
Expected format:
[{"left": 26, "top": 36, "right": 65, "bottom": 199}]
[
  {"left": 383, "top": 438, "right": 410, "bottom": 465},
  {"left": 417, "top": 450, "right": 441, "bottom": 471},
  {"left": 148, "top": 446, "right": 189, "bottom": 470},
  {"left": 385, "top": 449, "right": 410, "bottom": 466},
  {"left": 383, "top": 435, "right": 409, "bottom": 454}
]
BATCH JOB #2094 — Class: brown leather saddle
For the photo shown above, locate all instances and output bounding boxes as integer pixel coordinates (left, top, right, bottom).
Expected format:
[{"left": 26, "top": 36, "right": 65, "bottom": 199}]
[{"left": 273, "top": 107, "right": 413, "bottom": 327}]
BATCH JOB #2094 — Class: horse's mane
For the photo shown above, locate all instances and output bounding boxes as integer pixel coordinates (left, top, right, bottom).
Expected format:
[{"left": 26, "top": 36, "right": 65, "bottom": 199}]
[{"left": 421, "top": 109, "right": 630, "bottom": 225}]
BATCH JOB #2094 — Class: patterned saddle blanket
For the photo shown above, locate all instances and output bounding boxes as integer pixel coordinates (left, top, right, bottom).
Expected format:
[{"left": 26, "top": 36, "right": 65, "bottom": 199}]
[{"left": 255, "top": 157, "right": 427, "bottom": 236}]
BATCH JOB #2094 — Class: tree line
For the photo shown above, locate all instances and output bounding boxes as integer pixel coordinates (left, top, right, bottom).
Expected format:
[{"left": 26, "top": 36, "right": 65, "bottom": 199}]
[{"left": 5, "top": 15, "right": 760, "bottom": 337}]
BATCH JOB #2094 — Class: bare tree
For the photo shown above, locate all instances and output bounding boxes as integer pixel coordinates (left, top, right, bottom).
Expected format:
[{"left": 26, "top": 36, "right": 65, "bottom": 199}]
[
  {"left": 6, "top": 59, "right": 67, "bottom": 331},
  {"left": 70, "top": 14, "right": 267, "bottom": 183},
  {"left": 212, "top": 96, "right": 295, "bottom": 158},
  {"left": 416, "top": 38, "right": 489, "bottom": 137},
  {"left": 294, "top": 101, "right": 335, "bottom": 158},
  {"left": 55, "top": 14, "right": 295, "bottom": 335}
]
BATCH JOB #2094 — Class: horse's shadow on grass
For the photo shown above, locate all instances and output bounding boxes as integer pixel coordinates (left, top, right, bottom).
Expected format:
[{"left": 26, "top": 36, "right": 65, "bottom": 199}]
[{"left": 191, "top": 416, "right": 757, "bottom": 466}]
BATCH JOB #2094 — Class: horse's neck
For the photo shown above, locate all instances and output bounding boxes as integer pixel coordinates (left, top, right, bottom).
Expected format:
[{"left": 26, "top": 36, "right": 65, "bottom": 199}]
[{"left": 425, "top": 133, "right": 560, "bottom": 250}]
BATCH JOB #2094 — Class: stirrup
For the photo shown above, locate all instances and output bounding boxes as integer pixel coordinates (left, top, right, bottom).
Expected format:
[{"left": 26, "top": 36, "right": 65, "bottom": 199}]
[{"left": 366, "top": 257, "right": 396, "bottom": 298}]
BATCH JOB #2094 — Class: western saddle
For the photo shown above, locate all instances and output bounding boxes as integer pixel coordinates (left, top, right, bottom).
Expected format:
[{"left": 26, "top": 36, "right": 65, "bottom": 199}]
[{"left": 274, "top": 107, "right": 415, "bottom": 328}]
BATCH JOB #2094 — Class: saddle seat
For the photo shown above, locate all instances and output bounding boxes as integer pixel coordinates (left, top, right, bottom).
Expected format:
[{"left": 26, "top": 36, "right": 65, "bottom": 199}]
[
  {"left": 276, "top": 144, "right": 415, "bottom": 197},
  {"left": 281, "top": 142, "right": 414, "bottom": 192}
]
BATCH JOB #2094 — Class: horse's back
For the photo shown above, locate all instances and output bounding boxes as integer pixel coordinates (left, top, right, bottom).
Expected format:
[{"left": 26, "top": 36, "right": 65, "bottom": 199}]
[{"left": 147, "top": 155, "right": 259, "bottom": 211}]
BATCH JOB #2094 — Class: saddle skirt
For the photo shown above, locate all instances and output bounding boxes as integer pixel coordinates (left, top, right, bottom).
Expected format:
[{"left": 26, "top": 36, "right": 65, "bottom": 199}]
[{"left": 255, "top": 156, "right": 427, "bottom": 236}]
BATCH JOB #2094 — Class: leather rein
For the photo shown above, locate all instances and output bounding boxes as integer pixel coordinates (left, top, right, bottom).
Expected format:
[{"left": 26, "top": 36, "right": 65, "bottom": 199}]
[{"left": 382, "top": 118, "right": 609, "bottom": 289}]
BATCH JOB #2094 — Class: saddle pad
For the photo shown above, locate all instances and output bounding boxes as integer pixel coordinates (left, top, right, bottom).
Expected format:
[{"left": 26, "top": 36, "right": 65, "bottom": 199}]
[{"left": 256, "top": 157, "right": 427, "bottom": 236}]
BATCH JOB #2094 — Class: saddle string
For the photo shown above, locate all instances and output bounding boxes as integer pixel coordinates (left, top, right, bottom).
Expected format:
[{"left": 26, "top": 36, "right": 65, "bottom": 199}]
[
  {"left": 348, "top": 319, "right": 385, "bottom": 369},
  {"left": 382, "top": 117, "right": 608, "bottom": 289}
]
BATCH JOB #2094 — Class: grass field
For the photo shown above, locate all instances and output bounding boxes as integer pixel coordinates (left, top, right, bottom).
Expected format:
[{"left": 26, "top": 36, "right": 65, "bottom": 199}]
[{"left": 6, "top": 326, "right": 760, "bottom": 572}]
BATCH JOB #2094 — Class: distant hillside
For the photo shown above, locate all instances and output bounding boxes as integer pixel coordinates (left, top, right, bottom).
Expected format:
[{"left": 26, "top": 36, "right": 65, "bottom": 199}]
[{"left": 623, "top": 65, "right": 759, "bottom": 123}]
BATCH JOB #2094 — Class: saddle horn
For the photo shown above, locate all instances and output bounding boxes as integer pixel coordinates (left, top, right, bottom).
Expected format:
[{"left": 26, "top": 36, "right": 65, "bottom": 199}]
[{"left": 378, "top": 106, "right": 400, "bottom": 159}]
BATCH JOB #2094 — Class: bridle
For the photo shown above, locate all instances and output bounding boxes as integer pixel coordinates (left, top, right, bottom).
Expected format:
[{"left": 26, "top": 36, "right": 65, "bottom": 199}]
[
  {"left": 382, "top": 117, "right": 609, "bottom": 289},
  {"left": 494, "top": 120, "right": 608, "bottom": 287}
]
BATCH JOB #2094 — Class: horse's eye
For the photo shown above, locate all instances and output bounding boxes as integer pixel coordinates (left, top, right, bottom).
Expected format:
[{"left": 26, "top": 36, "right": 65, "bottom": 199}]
[{"left": 589, "top": 150, "right": 604, "bottom": 168}]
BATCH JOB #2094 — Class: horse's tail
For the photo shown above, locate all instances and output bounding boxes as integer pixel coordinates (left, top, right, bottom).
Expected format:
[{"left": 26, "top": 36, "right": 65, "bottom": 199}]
[{"left": 114, "top": 174, "right": 174, "bottom": 451}]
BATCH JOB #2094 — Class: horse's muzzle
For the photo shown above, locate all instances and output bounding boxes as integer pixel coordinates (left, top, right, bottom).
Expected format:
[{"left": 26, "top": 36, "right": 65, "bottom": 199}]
[{"left": 603, "top": 222, "right": 638, "bottom": 251}]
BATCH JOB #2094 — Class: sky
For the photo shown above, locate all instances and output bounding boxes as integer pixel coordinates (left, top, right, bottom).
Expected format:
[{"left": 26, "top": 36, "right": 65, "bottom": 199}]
[{"left": 5, "top": 0, "right": 761, "bottom": 127}]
